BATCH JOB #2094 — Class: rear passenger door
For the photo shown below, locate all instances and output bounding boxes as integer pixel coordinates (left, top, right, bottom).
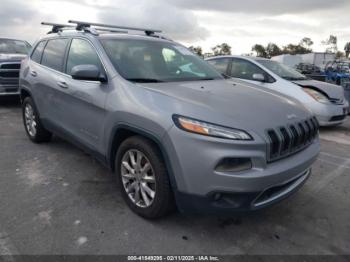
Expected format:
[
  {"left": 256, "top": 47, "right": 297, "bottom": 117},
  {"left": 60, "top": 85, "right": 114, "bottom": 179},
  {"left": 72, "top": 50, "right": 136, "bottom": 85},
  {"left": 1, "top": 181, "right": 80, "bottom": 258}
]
[
  {"left": 27, "top": 40, "right": 48, "bottom": 117},
  {"left": 58, "top": 38, "right": 108, "bottom": 152},
  {"left": 33, "top": 38, "right": 70, "bottom": 125}
]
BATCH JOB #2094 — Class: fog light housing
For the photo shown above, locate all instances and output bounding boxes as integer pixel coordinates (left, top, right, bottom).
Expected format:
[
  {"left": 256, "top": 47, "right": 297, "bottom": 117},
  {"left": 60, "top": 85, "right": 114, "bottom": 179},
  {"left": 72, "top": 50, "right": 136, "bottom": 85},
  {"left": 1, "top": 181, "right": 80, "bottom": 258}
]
[{"left": 215, "top": 158, "right": 252, "bottom": 172}]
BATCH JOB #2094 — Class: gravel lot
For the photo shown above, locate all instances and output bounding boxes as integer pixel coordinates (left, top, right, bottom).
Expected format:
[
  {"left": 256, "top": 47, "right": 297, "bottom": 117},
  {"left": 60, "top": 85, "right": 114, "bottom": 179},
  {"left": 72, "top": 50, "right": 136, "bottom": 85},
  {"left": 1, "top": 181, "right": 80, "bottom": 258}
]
[{"left": 0, "top": 96, "right": 349, "bottom": 255}]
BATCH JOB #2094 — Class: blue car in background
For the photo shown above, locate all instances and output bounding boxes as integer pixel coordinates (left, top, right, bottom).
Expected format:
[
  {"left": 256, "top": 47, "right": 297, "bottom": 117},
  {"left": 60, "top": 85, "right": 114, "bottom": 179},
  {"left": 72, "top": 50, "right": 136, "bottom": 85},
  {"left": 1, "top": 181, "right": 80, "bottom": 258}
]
[
  {"left": 325, "top": 61, "right": 350, "bottom": 87},
  {"left": 325, "top": 61, "right": 350, "bottom": 105}
]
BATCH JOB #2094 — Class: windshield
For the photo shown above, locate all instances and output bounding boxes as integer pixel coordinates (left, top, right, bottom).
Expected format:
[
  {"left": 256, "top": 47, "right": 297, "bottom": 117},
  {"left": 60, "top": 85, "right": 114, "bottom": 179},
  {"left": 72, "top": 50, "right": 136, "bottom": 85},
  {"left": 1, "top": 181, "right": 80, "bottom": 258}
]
[
  {"left": 257, "top": 59, "right": 308, "bottom": 81},
  {"left": 0, "top": 39, "right": 31, "bottom": 55},
  {"left": 100, "top": 38, "right": 223, "bottom": 83}
]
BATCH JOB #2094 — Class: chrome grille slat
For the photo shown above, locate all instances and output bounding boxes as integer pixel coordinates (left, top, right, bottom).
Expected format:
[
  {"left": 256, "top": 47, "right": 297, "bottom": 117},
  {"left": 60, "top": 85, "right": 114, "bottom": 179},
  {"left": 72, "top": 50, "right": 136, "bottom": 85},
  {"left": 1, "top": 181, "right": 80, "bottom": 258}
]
[{"left": 266, "top": 118, "right": 319, "bottom": 162}]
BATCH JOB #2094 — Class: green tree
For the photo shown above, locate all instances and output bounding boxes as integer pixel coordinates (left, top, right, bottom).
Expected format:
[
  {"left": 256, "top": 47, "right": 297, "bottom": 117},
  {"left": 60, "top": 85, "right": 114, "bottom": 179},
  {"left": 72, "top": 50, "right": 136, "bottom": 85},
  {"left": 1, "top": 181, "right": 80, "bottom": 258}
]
[
  {"left": 322, "top": 35, "right": 338, "bottom": 53},
  {"left": 300, "top": 37, "right": 314, "bottom": 48},
  {"left": 252, "top": 44, "right": 267, "bottom": 58},
  {"left": 335, "top": 51, "right": 345, "bottom": 59},
  {"left": 266, "top": 43, "right": 282, "bottom": 58},
  {"left": 282, "top": 44, "right": 311, "bottom": 55},
  {"left": 188, "top": 46, "right": 203, "bottom": 57},
  {"left": 344, "top": 42, "right": 350, "bottom": 58},
  {"left": 211, "top": 43, "right": 232, "bottom": 56}
]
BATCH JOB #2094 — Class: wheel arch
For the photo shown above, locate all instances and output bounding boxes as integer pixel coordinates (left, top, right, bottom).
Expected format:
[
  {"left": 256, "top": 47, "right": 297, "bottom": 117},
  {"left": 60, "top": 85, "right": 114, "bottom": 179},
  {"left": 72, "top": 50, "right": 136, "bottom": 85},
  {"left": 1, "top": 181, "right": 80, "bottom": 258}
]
[
  {"left": 107, "top": 124, "right": 178, "bottom": 190},
  {"left": 20, "top": 88, "right": 32, "bottom": 102}
]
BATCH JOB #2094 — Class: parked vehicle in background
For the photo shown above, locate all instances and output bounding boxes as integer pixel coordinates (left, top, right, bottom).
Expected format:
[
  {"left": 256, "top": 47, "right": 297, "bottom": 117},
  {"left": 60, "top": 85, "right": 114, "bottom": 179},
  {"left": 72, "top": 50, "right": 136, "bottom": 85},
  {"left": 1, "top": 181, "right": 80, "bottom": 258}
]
[
  {"left": 20, "top": 21, "right": 320, "bottom": 218},
  {"left": 271, "top": 52, "right": 335, "bottom": 70},
  {"left": 300, "top": 52, "right": 335, "bottom": 70},
  {"left": 325, "top": 61, "right": 350, "bottom": 87},
  {"left": 207, "top": 56, "right": 349, "bottom": 126},
  {"left": 325, "top": 61, "right": 350, "bottom": 107},
  {"left": 295, "top": 63, "right": 326, "bottom": 82},
  {"left": 0, "top": 38, "right": 31, "bottom": 96}
]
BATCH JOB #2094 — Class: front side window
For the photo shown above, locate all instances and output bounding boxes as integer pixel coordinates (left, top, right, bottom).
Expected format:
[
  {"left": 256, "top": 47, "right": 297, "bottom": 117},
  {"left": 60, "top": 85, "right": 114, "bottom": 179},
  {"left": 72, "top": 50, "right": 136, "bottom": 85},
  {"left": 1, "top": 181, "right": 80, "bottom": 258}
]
[
  {"left": 0, "top": 39, "right": 31, "bottom": 54},
  {"left": 66, "top": 39, "right": 102, "bottom": 75},
  {"left": 31, "top": 41, "right": 46, "bottom": 63},
  {"left": 100, "top": 38, "right": 223, "bottom": 83},
  {"left": 41, "top": 38, "right": 69, "bottom": 72},
  {"left": 207, "top": 58, "right": 230, "bottom": 74},
  {"left": 257, "top": 59, "right": 307, "bottom": 81},
  {"left": 230, "top": 59, "right": 267, "bottom": 81}
]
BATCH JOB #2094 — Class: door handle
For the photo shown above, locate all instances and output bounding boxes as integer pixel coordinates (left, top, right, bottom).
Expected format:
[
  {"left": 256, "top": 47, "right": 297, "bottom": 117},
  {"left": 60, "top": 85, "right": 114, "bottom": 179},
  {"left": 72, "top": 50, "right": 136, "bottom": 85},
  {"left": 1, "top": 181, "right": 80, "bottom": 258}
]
[
  {"left": 30, "top": 70, "right": 37, "bottom": 77},
  {"left": 57, "top": 81, "right": 69, "bottom": 89}
]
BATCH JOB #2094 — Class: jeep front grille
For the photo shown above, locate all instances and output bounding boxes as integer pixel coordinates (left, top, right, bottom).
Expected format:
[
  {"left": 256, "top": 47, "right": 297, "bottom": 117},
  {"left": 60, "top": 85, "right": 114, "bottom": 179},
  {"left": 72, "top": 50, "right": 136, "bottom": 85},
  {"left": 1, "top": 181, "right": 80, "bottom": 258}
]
[{"left": 266, "top": 117, "right": 319, "bottom": 162}]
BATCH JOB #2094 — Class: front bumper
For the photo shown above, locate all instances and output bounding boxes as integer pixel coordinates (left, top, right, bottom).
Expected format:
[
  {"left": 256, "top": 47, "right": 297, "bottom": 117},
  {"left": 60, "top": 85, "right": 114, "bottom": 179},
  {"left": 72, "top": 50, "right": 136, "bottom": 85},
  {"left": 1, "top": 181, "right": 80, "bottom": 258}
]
[
  {"left": 311, "top": 102, "right": 349, "bottom": 126},
  {"left": 0, "top": 84, "right": 20, "bottom": 96},
  {"left": 163, "top": 126, "right": 320, "bottom": 213},
  {"left": 175, "top": 168, "right": 311, "bottom": 214}
]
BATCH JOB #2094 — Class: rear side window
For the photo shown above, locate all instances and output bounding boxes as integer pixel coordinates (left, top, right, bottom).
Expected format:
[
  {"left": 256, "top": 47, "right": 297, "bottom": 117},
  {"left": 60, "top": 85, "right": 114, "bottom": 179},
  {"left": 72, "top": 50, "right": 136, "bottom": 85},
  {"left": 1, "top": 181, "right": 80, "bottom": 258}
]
[
  {"left": 41, "top": 39, "right": 69, "bottom": 72},
  {"left": 66, "top": 39, "right": 102, "bottom": 75},
  {"left": 207, "top": 58, "right": 230, "bottom": 74},
  {"left": 31, "top": 41, "right": 46, "bottom": 63}
]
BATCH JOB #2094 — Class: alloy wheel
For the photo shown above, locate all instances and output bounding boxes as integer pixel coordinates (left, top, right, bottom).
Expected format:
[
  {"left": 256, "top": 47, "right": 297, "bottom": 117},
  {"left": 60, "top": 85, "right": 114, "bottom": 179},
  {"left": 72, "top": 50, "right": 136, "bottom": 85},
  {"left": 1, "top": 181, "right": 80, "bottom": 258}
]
[
  {"left": 24, "top": 103, "right": 37, "bottom": 137},
  {"left": 121, "top": 149, "right": 156, "bottom": 208}
]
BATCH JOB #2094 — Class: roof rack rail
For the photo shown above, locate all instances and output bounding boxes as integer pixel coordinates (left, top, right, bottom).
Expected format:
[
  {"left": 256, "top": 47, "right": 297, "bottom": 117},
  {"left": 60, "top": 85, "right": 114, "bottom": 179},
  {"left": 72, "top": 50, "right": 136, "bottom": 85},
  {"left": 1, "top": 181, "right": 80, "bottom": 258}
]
[
  {"left": 94, "top": 28, "right": 128, "bottom": 34},
  {"left": 41, "top": 22, "right": 74, "bottom": 34},
  {"left": 68, "top": 20, "right": 162, "bottom": 36}
]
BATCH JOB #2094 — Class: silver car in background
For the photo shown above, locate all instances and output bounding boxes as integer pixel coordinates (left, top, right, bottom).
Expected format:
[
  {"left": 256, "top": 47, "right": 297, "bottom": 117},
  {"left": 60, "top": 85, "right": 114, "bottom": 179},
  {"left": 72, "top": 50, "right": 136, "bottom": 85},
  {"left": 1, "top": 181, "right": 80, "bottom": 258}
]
[
  {"left": 20, "top": 21, "right": 320, "bottom": 218},
  {"left": 0, "top": 38, "right": 31, "bottom": 96},
  {"left": 207, "top": 56, "right": 349, "bottom": 126}
]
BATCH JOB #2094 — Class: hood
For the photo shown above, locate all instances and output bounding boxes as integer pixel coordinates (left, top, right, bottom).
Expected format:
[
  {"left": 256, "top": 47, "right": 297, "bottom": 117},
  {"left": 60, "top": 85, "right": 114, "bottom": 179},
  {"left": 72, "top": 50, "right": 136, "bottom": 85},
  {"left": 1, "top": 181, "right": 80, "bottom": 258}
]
[
  {"left": 292, "top": 79, "right": 345, "bottom": 100},
  {"left": 139, "top": 79, "right": 312, "bottom": 133},
  {"left": 0, "top": 53, "right": 27, "bottom": 62}
]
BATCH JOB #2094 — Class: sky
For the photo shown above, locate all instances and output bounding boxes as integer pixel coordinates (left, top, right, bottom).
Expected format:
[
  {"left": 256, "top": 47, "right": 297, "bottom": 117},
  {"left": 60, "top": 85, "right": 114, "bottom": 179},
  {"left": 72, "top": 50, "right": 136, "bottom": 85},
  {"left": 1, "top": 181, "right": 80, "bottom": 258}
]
[{"left": 1, "top": 0, "right": 350, "bottom": 55}]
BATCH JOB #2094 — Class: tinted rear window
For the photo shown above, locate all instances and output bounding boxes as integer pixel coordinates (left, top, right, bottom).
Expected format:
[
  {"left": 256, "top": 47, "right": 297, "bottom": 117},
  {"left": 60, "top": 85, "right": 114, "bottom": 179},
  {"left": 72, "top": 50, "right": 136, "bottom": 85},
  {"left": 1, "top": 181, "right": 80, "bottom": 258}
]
[
  {"left": 41, "top": 39, "right": 69, "bottom": 72},
  {"left": 31, "top": 41, "right": 46, "bottom": 63}
]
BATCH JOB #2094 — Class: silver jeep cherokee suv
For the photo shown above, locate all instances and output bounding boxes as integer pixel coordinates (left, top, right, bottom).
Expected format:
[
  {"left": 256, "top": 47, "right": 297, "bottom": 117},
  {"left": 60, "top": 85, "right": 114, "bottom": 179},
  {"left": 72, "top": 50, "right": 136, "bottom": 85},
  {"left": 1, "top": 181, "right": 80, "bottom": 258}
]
[{"left": 20, "top": 21, "right": 320, "bottom": 218}]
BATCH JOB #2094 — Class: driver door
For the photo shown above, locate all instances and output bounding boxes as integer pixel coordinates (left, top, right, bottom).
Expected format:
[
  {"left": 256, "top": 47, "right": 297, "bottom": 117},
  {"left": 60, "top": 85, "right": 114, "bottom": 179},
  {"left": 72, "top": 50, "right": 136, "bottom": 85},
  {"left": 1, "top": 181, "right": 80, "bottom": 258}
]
[{"left": 57, "top": 38, "right": 108, "bottom": 153}]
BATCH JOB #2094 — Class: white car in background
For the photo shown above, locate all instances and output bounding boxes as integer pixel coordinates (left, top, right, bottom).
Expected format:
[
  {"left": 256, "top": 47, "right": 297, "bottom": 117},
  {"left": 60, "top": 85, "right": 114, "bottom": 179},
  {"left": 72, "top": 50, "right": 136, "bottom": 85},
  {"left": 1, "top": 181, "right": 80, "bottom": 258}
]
[{"left": 206, "top": 56, "right": 349, "bottom": 126}]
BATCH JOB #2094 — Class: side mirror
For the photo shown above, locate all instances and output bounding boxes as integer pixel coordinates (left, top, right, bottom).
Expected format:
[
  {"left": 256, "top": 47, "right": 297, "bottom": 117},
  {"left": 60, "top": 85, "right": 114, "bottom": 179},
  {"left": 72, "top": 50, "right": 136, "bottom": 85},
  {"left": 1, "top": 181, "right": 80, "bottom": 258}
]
[
  {"left": 71, "top": 64, "right": 107, "bottom": 83},
  {"left": 252, "top": 73, "right": 266, "bottom": 82}
]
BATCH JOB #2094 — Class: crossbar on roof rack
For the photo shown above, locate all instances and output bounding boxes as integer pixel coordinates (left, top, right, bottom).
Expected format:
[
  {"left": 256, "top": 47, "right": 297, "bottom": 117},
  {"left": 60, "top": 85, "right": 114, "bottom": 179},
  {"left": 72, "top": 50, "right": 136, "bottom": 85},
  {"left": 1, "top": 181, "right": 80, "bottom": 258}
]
[
  {"left": 68, "top": 20, "right": 162, "bottom": 36},
  {"left": 94, "top": 28, "right": 128, "bottom": 34},
  {"left": 41, "top": 22, "right": 74, "bottom": 34}
]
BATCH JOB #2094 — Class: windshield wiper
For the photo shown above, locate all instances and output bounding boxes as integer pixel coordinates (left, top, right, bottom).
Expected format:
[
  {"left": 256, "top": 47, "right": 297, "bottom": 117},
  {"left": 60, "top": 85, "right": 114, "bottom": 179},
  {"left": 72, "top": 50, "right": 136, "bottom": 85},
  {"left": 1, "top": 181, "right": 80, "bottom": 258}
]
[{"left": 127, "top": 78, "right": 164, "bottom": 83}]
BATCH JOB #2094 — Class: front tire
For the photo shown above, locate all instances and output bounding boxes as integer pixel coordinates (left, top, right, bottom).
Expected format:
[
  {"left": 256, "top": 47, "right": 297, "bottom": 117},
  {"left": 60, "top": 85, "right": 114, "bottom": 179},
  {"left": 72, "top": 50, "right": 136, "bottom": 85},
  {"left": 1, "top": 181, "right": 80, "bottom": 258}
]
[
  {"left": 115, "top": 136, "right": 175, "bottom": 219},
  {"left": 22, "top": 97, "right": 52, "bottom": 143}
]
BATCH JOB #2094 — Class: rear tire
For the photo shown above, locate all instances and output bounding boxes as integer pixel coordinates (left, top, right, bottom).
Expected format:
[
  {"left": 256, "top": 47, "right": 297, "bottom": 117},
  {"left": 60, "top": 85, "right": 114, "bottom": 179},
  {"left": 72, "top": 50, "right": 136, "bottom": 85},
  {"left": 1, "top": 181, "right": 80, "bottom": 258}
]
[
  {"left": 22, "top": 97, "right": 52, "bottom": 143},
  {"left": 115, "top": 136, "right": 175, "bottom": 219}
]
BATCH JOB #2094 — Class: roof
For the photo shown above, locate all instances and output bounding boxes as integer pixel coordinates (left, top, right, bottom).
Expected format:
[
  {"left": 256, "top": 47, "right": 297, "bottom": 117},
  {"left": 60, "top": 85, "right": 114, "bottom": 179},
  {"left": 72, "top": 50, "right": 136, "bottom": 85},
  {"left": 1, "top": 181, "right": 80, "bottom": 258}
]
[
  {"left": 40, "top": 20, "right": 168, "bottom": 41},
  {"left": 38, "top": 30, "right": 173, "bottom": 44}
]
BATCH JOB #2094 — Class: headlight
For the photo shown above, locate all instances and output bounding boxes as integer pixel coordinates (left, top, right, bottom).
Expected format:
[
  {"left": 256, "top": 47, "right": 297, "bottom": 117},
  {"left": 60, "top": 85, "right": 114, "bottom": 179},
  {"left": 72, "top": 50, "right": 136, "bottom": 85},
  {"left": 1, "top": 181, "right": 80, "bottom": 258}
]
[
  {"left": 173, "top": 115, "right": 252, "bottom": 140},
  {"left": 303, "top": 88, "right": 330, "bottom": 104}
]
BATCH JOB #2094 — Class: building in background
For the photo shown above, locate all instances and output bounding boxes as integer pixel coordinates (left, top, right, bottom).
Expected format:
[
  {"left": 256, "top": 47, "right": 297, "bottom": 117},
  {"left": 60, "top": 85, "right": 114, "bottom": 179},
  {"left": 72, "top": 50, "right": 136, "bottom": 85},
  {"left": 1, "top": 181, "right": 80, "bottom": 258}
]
[{"left": 271, "top": 52, "right": 336, "bottom": 70}]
